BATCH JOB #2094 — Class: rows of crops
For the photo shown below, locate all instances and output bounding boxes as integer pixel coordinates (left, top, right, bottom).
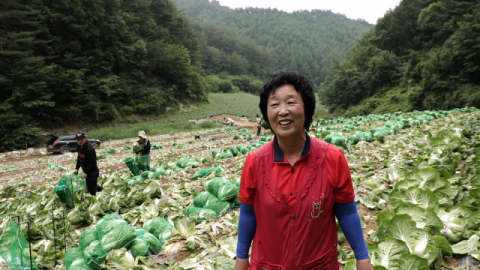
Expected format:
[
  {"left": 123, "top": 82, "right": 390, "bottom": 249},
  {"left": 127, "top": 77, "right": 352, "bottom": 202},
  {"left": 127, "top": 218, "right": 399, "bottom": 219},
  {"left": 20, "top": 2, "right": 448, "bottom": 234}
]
[{"left": 0, "top": 108, "right": 479, "bottom": 269}]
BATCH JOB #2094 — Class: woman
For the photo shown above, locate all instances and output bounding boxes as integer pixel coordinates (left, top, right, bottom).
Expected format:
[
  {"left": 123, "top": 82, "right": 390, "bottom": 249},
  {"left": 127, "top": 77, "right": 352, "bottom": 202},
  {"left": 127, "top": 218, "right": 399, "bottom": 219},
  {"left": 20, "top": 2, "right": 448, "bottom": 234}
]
[{"left": 235, "top": 70, "right": 373, "bottom": 270}]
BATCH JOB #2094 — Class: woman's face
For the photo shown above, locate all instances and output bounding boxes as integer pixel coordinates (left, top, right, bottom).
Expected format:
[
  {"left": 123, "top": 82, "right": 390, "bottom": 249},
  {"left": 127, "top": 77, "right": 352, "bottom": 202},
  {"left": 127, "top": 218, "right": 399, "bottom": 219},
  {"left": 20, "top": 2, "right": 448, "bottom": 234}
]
[{"left": 267, "top": 84, "right": 305, "bottom": 140}]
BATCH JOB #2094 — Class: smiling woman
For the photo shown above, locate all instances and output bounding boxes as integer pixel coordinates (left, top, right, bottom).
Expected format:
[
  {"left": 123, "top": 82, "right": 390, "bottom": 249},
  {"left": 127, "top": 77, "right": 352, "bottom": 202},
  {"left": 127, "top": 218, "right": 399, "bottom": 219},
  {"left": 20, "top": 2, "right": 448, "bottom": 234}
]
[
  {"left": 266, "top": 85, "right": 305, "bottom": 145},
  {"left": 235, "top": 70, "right": 374, "bottom": 270}
]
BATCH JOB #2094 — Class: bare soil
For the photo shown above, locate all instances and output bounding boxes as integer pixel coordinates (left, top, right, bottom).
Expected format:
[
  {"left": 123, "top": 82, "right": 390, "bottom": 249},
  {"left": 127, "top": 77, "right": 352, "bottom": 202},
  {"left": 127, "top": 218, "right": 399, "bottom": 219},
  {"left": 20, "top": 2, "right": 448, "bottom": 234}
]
[{"left": 211, "top": 114, "right": 258, "bottom": 130}]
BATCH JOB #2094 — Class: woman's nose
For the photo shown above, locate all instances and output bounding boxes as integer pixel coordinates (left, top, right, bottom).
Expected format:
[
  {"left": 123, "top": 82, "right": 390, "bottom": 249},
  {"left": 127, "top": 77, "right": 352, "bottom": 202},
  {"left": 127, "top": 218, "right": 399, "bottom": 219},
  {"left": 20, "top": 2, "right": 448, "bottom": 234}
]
[{"left": 279, "top": 104, "right": 289, "bottom": 116}]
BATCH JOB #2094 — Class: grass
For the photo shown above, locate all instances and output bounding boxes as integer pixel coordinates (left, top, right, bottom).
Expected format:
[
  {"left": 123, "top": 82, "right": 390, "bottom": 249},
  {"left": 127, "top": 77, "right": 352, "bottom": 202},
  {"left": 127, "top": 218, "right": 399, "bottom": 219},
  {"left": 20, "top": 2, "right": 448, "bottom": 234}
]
[{"left": 86, "top": 92, "right": 261, "bottom": 141}]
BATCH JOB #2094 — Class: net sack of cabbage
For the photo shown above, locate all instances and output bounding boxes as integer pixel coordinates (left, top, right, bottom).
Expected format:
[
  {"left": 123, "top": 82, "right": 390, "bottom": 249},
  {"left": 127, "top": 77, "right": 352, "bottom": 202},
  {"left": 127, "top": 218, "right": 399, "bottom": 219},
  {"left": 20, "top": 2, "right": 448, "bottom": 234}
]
[
  {"left": 54, "top": 174, "right": 86, "bottom": 209},
  {"left": 184, "top": 206, "right": 218, "bottom": 223},
  {"left": 0, "top": 219, "right": 40, "bottom": 270},
  {"left": 135, "top": 155, "right": 148, "bottom": 172},
  {"left": 79, "top": 229, "right": 106, "bottom": 270},
  {"left": 124, "top": 157, "right": 139, "bottom": 176},
  {"left": 142, "top": 217, "right": 173, "bottom": 243},
  {"left": 128, "top": 229, "right": 163, "bottom": 258},
  {"left": 64, "top": 247, "right": 91, "bottom": 270},
  {"left": 96, "top": 213, "right": 137, "bottom": 253},
  {"left": 205, "top": 177, "right": 240, "bottom": 201},
  {"left": 176, "top": 157, "right": 200, "bottom": 168},
  {"left": 191, "top": 167, "right": 222, "bottom": 179},
  {"left": 193, "top": 191, "right": 218, "bottom": 208},
  {"left": 150, "top": 166, "right": 166, "bottom": 175}
]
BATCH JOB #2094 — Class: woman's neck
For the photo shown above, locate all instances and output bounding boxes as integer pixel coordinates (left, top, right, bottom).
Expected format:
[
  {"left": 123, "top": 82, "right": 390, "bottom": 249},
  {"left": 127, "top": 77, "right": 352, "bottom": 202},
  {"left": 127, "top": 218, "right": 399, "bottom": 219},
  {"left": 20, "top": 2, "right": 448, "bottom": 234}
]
[{"left": 276, "top": 132, "right": 306, "bottom": 165}]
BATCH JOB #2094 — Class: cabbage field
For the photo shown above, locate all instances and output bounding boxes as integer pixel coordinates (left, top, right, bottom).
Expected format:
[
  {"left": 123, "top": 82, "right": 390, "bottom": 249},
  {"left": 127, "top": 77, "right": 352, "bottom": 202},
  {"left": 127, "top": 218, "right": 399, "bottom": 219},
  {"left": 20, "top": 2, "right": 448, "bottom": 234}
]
[{"left": 1, "top": 108, "right": 480, "bottom": 270}]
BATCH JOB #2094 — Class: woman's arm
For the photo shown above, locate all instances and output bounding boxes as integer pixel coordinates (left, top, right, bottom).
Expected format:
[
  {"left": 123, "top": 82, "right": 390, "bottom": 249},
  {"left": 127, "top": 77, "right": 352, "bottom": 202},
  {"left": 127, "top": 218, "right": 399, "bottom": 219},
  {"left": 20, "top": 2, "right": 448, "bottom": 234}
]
[
  {"left": 334, "top": 201, "right": 373, "bottom": 270},
  {"left": 235, "top": 203, "right": 256, "bottom": 270},
  {"left": 334, "top": 201, "right": 369, "bottom": 259}
]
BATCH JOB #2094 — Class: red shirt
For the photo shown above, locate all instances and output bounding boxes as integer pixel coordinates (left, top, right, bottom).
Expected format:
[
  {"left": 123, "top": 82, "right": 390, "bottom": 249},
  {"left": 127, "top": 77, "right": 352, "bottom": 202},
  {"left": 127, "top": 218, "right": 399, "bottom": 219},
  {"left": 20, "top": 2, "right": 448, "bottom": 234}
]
[
  {"left": 239, "top": 135, "right": 355, "bottom": 210},
  {"left": 243, "top": 136, "right": 351, "bottom": 269}
]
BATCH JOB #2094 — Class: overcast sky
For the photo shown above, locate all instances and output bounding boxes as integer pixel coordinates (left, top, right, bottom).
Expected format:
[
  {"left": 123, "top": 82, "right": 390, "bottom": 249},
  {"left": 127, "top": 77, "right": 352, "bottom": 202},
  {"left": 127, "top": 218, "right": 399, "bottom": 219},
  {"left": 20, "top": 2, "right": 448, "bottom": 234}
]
[{"left": 216, "top": 0, "right": 403, "bottom": 24}]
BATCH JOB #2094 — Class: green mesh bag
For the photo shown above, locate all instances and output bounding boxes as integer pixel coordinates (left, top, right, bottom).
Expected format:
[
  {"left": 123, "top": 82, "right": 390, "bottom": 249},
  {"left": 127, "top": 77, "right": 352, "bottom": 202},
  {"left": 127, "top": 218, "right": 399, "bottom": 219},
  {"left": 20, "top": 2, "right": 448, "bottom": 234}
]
[
  {"left": 184, "top": 206, "right": 218, "bottom": 223},
  {"left": 136, "top": 155, "right": 148, "bottom": 172},
  {"left": 55, "top": 174, "right": 86, "bottom": 208},
  {"left": 124, "top": 157, "right": 139, "bottom": 176},
  {"left": 177, "top": 157, "right": 200, "bottom": 169},
  {"left": 125, "top": 175, "right": 144, "bottom": 186},
  {"left": 191, "top": 168, "right": 222, "bottom": 179},
  {"left": 0, "top": 219, "right": 39, "bottom": 270},
  {"left": 134, "top": 229, "right": 163, "bottom": 255},
  {"left": 128, "top": 236, "right": 149, "bottom": 258},
  {"left": 96, "top": 213, "right": 137, "bottom": 253},
  {"left": 65, "top": 247, "right": 92, "bottom": 270},
  {"left": 193, "top": 191, "right": 218, "bottom": 208},
  {"left": 141, "top": 171, "right": 150, "bottom": 178},
  {"left": 228, "top": 195, "right": 242, "bottom": 208},
  {"left": 205, "top": 177, "right": 240, "bottom": 201},
  {"left": 142, "top": 232, "right": 163, "bottom": 255},
  {"left": 142, "top": 217, "right": 173, "bottom": 242},
  {"left": 236, "top": 145, "right": 249, "bottom": 154},
  {"left": 83, "top": 240, "right": 106, "bottom": 270},
  {"left": 128, "top": 228, "right": 164, "bottom": 258},
  {"left": 55, "top": 177, "right": 69, "bottom": 203},
  {"left": 204, "top": 196, "right": 231, "bottom": 215},
  {"left": 79, "top": 229, "right": 99, "bottom": 251},
  {"left": 152, "top": 166, "right": 166, "bottom": 175}
]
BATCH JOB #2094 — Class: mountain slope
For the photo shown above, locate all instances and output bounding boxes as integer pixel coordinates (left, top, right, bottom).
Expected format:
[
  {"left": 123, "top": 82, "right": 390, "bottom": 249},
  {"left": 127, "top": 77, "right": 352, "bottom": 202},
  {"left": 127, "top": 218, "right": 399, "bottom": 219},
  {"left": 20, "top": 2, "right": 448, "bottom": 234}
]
[{"left": 172, "top": 0, "right": 373, "bottom": 86}]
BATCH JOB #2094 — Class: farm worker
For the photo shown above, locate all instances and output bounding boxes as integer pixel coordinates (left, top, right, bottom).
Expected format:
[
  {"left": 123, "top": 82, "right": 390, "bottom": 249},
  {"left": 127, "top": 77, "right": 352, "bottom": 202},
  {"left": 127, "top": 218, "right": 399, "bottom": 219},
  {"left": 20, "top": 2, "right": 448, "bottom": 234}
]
[
  {"left": 137, "top": 130, "right": 151, "bottom": 170},
  {"left": 235, "top": 70, "right": 373, "bottom": 270},
  {"left": 224, "top": 117, "right": 235, "bottom": 126},
  {"left": 256, "top": 114, "right": 262, "bottom": 136},
  {"left": 73, "top": 131, "right": 103, "bottom": 196}
]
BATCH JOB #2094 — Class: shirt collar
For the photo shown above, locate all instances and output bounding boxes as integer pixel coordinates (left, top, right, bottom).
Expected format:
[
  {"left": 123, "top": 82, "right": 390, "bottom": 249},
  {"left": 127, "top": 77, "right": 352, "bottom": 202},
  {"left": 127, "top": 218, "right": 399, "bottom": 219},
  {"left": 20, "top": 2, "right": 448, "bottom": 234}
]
[{"left": 273, "top": 133, "right": 311, "bottom": 162}]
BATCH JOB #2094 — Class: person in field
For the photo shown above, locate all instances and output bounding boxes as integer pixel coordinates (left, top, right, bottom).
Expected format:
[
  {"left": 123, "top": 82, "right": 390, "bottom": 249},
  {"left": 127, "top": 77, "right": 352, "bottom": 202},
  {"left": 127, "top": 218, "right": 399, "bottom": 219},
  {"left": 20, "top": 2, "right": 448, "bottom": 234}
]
[
  {"left": 235, "top": 70, "right": 373, "bottom": 270},
  {"left": 224, "top": 117, "right": 235, "bottom": 126},
  {"left": 74, "top": 131, "right": 103, "bottom": 196},
  {"left": 256, "top": 114, "right": 262, "bottom": 136},
  {"left": 137, "top": 131, "right": 151, "bottom": 170}
]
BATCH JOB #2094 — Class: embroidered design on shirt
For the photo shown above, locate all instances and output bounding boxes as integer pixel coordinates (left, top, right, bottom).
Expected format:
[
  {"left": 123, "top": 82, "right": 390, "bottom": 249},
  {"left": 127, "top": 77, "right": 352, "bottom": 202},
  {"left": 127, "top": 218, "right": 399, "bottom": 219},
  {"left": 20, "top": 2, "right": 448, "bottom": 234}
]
[
  {"left": 311, "top": 201, "right": 322, "bottom": 218},
  {"left": 307, "top": 194, "right": 324, "bottom": 222}
]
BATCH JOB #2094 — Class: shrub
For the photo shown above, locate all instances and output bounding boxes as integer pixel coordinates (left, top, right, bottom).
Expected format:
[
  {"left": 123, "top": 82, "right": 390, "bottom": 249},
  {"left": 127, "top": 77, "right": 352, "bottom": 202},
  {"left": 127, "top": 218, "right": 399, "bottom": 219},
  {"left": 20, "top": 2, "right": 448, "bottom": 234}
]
[{"left": 200, "top": 121, "right": 217, "bottom": 129}]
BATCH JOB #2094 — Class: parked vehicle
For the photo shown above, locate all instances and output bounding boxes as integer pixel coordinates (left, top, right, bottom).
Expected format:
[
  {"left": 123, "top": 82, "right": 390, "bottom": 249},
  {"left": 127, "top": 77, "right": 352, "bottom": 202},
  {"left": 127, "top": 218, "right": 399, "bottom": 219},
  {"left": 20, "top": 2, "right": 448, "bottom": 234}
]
[{"left": 42, "top": 133, "right": 101, "bottom": 154}]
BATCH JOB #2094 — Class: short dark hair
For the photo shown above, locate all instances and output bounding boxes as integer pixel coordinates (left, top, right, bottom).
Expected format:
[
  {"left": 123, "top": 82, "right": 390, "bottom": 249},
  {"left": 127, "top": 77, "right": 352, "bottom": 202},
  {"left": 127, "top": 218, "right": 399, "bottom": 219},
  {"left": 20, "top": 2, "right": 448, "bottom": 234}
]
[{"left": 259, "top": 70, "right": 316, "bottom": 131}]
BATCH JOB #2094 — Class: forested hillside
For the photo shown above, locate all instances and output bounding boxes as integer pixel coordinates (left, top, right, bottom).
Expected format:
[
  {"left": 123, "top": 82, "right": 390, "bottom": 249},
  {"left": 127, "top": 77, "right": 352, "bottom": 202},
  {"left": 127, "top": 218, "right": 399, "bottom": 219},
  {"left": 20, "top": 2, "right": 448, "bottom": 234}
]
[
  {"left": 0, "top": 0, "right": 372, "bottom": 151},
  {"left": 172, "top": 0, "right": 373, "bottom": 86},
  {"left": 320, "top": 0, "right": 480, "bottom": 116},
  {"left": 0, "top": 0, "right": 207, "bottom": 150}
]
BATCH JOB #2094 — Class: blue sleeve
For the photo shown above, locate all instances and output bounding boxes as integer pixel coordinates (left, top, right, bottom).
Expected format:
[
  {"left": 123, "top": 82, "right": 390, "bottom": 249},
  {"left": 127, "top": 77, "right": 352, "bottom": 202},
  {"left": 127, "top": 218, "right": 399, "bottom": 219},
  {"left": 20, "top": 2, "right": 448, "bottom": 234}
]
[
  {"left": 334, "top": 201, "right": 369, "bottom": 260},
  {"left": 236, "top": 203, "right": 256, "bottom": 259}
]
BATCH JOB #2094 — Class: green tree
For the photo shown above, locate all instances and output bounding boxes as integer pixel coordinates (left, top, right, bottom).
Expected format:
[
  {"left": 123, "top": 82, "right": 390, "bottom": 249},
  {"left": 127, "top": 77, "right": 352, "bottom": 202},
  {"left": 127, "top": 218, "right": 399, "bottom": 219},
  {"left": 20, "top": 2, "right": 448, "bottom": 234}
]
[{"left": 0, "top": 0, "right": 52, "bottom": 150}]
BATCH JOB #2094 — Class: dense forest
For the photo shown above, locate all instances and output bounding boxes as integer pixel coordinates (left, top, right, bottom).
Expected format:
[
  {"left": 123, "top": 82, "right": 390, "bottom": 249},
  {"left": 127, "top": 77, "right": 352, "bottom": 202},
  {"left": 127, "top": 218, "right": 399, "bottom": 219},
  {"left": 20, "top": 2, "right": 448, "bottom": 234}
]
[
  {"left": 320, "top": 0, "right": 480, "bottom": 116},
  {"left": 172, "top": 0, "right": 373, "bottom": 86},
  {"left": 0, "top": 0, "right": 371, "bottom": 150},
  {"left": 0, "top": 0, "right": 208, "bottom": 150}
]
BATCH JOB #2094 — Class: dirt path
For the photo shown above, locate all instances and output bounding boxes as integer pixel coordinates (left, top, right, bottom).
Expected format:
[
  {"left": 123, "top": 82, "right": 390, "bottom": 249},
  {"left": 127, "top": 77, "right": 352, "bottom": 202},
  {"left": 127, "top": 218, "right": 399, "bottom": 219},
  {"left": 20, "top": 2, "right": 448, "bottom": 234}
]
[{"left": 211, "top": 114, "right": 258, "bottom": 130}]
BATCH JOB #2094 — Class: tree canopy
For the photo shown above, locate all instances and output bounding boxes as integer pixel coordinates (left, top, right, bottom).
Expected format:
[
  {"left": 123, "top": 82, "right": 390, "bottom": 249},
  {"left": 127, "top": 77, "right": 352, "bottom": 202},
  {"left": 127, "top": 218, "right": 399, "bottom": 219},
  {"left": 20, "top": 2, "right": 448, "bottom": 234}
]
[
  {"left": 172, "top": 0, "right": 373, "bottom": 86},
  {"left": 320, "top": 0, "right": 480, "bottom": 116},
  {"left": 0, "top": 0, "right": 371, "bottom": 150},
  {"left": 0, "top": 0, "right": 207, "bottom": 150}
]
